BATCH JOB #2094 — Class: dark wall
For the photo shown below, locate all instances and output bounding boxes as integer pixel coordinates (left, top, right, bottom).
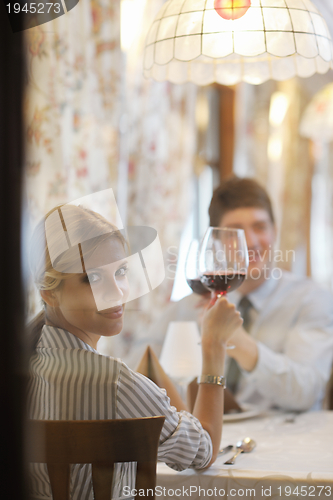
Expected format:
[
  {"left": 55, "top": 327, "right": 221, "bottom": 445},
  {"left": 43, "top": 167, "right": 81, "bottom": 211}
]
[{"left": 0, "top": 4, "right": 28, "bottom": 499}]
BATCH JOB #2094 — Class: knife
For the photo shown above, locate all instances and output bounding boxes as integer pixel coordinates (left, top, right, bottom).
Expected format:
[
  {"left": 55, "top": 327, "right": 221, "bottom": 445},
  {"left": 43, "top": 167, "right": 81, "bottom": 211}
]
[{"left": 219, "top": 444, "right": 233, "bottom": 455}]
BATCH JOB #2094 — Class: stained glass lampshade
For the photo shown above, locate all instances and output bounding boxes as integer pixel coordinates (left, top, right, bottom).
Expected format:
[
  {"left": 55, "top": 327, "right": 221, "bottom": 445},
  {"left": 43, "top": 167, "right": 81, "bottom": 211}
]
[
  {"left": 300, "top": 82, "right": 333, "bottom": 141},
  {"left": 143, "top": 0, "right": 333, "bottom": 85}
]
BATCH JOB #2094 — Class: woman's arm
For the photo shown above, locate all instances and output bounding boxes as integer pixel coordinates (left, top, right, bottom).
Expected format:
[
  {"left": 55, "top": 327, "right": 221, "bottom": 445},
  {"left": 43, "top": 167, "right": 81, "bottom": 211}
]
[
  {"left": 192, "top": 297, "right": 242, "bottom": 466},
  {"left": 137, "top": 297, "right": 242, "bottom": 467}
]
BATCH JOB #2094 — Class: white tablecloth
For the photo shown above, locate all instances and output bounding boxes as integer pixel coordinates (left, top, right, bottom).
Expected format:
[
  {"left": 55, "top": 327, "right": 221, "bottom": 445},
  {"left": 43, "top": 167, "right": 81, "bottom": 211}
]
[{"left": 157, "top": 411, "right": 333, "bottom": 500}]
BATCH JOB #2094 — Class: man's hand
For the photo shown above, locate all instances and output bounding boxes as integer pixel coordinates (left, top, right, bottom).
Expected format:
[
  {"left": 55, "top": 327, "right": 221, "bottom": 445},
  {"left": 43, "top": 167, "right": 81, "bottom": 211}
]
[
  {"left": 193, "top": 293, "right": 211, "bottom": 326},
  {"left": 194, "top": 293, "right": 211, "bottom": 310},
  {"left": 226, "top": 326, "right": 259, "bottom": 372}
]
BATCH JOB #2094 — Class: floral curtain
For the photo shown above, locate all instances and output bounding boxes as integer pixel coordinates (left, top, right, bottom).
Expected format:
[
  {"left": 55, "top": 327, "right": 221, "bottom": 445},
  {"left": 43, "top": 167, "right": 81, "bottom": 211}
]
[
  {"left": 24, "top": 0, "right": 197, "bottom": 362},
  {"left": 99, "top": 0, "right": 197, "bottom": 362},
  {"left": 24, "top": 0, "right": 121, "bottom": 318},
  {"left": 112, "top": 81, "right": 197, "bottom": 362}
]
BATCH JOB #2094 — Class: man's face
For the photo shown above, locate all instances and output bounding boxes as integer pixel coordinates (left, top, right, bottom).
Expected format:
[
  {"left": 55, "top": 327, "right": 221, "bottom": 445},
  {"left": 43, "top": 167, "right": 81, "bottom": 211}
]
[{"left": 219, "top": 207, "right": 276, "bottom": 280}]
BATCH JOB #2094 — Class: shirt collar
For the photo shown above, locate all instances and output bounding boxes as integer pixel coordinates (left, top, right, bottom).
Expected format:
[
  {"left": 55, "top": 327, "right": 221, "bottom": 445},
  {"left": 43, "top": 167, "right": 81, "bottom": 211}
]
[
  {"left": 37, "top": 325, "right": 97, "bottom": 352},
  {"left": 229, "top": 275, "right": 278, "bottom": 312}
]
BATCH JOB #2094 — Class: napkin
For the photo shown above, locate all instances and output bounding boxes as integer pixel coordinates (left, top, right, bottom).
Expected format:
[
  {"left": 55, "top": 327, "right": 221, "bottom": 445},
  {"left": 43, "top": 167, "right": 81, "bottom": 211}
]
[
  {"left": 136, "top": 346, "right": 189, "bottom": 412},
  {"left": 136, "top": 346, "right": 242, "bottom": 415},
  {"left": 136, "top": 345, "right": 158, "bottom": 382}
]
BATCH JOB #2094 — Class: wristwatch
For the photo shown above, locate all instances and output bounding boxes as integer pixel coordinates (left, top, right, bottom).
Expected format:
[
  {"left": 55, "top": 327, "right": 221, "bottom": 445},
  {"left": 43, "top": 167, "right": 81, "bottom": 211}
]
[{"left": 197, "top": 374, "right": 225, "bottom": 387}]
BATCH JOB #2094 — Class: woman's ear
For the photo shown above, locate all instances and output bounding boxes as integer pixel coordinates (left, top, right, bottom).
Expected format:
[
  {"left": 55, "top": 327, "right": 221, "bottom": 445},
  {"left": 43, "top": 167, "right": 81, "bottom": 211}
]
[{"left": 40, "top": 290, "right": 58, "bottom": 307}]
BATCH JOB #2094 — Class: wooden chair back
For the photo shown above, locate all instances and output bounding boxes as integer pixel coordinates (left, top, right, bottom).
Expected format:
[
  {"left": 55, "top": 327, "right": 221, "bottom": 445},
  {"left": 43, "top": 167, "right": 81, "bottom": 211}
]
[{"left": 27, "top": 417, "right": 165, "bottom": 500}]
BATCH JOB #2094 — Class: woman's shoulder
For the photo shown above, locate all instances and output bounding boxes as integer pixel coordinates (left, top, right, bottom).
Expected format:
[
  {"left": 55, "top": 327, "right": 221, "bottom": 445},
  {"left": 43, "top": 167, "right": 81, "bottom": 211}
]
[{"left": 34, "top": 325, "right": 127, "bottom": 372}]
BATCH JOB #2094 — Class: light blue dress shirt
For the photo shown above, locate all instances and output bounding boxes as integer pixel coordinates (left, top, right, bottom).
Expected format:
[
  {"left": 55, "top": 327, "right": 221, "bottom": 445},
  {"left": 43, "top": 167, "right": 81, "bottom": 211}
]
[{"left": 121, "top": 271, "right": 333, "bottom": 411}]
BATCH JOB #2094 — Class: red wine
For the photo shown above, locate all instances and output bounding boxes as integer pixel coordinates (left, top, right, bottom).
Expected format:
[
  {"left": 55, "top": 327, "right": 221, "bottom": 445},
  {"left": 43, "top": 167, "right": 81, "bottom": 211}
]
[
  {"left": 187, "top": 278, "right": 210, "bottom": 295},
  {"left": 201, "top": 272, "right": 246, "bottom": 294}
]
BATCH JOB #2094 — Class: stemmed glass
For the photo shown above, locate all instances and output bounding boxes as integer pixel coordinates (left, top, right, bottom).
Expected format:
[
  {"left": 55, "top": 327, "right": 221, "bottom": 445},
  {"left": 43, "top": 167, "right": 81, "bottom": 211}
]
[
  {"left": 185, "top": 239, "right": 210, "bottom": 296},
  {"left": 199, "top": 227, "right": 249, "bottom": 298}
]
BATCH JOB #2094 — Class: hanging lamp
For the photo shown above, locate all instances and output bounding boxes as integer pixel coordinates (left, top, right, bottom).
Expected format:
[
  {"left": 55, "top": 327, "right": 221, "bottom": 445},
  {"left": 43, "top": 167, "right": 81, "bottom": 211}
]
[{"left": 143, "top": 0, "right": 333, "bottom": 85}]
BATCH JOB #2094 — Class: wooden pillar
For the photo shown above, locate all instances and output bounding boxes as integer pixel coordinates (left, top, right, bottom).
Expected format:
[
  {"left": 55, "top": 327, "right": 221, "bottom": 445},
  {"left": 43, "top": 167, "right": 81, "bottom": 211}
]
[
  {"left": 0, "top": 7, "right": 28, "bottom": 499},
  {"left": 218, "top": 85, "right": 236, "bottom": 182}
]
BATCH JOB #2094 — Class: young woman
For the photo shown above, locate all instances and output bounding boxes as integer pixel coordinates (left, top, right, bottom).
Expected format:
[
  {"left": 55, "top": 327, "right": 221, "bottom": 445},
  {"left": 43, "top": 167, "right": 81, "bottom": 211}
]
[{"left": 27, "top": 204, "right": 242, "bottom": 500}]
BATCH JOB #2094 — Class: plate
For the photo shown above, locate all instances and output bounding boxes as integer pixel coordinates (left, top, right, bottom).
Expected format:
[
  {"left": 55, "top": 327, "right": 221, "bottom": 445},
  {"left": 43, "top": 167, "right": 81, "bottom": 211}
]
[{"left": 223, "top": 403, "right": 262, "bottom": 422}]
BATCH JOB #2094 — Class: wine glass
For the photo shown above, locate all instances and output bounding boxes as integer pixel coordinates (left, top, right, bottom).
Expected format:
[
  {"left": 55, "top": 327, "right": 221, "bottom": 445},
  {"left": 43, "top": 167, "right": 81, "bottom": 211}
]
[
  {"left": 185, "top": 239, "right": 210, "bottom": 296},
  {"left": 199, "top": 227, "right": 249, "bottom": 298}
]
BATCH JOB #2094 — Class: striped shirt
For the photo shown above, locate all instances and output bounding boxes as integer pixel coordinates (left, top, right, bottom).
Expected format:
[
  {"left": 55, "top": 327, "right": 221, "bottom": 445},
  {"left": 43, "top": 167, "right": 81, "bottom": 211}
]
[{"left": 28, "top": 326, "right": 212, "bottom": 500}]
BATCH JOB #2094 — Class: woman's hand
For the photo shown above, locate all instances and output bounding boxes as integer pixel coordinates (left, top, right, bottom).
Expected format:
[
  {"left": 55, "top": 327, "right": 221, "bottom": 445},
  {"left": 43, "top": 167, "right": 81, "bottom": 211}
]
[
  {"left": 199, "top": 297, "right": 242, "bottom": 387},
  {"left": 201, "top": 297, "right": 243, "bottom": 349}
]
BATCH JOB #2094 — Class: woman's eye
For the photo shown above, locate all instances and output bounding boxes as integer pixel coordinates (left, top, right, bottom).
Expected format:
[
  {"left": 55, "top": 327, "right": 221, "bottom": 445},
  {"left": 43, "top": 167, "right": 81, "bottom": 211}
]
[
  {"left": 115, "top": 265, "right": 128, "bottom": 277},
  {"left": 86, "top": 272, "right": 102, "bottom": 283}
]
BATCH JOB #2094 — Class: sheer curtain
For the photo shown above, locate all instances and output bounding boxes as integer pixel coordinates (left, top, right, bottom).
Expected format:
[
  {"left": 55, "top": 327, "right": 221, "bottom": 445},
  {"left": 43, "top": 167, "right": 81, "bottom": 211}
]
[
  {"left": 310, "top": 142, "right": 333, "bottom": 289},
  {"left": 233, "top": 79, "right": 317, "bottom": 279}
]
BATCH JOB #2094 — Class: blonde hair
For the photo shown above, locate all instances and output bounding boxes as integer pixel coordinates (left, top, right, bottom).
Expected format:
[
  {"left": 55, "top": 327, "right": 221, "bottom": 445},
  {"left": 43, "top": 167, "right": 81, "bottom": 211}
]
[
  {"left": 30, "top": 204, "right": 126, "bottom": 292},
  {"left": 28, "top": 204, "right": 126, "bottom": 347}
]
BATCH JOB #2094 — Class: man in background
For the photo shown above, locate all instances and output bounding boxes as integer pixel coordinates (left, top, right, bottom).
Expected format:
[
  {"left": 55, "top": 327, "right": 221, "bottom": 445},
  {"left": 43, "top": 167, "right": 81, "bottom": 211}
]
[{"left": 118, "top": 177, "right": 333, "bottom": 411}]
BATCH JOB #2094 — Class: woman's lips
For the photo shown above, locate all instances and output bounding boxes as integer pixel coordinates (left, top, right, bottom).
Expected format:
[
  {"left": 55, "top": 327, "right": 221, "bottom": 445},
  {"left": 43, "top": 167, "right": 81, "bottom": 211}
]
[{"left": 98, "top": 306, "right": 123, "bottom": 319}]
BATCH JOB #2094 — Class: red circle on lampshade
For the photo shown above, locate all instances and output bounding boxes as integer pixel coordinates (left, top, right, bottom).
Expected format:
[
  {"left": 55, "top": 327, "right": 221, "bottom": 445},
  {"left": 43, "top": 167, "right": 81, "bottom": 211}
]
[{"left": 214, "top": 0, "right": 251, "bottom": 21}]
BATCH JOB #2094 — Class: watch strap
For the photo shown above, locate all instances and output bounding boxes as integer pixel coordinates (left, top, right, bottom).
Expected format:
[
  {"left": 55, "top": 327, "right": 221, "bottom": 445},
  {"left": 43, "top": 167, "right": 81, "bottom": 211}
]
[{"left": 197, "top": 374, "right": 225, "bottom": 387}]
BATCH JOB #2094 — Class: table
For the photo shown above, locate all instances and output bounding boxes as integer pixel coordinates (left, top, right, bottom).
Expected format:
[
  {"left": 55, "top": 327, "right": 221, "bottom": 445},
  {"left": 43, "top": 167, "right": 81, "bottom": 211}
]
[{"left": 157, "top": 411, "right": 333, "bottom": 500}]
